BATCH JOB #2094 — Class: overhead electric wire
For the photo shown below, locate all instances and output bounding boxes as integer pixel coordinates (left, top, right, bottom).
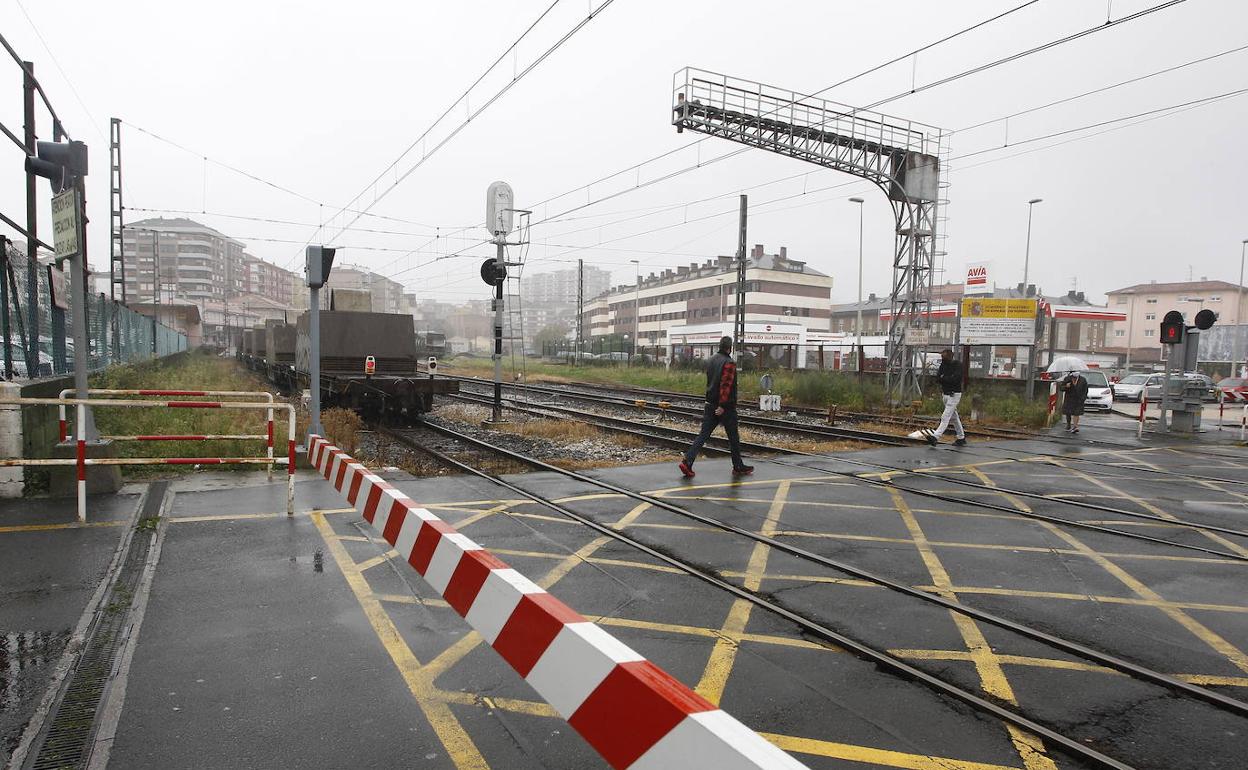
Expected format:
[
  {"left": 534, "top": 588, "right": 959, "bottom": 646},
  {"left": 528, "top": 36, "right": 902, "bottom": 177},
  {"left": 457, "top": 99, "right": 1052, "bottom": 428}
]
[
  {"left": 955, "top": 40, "right": 1248, "bottom": 133},
  {"left": 321, "top": 0, "right": 618, "bottom": 245}
]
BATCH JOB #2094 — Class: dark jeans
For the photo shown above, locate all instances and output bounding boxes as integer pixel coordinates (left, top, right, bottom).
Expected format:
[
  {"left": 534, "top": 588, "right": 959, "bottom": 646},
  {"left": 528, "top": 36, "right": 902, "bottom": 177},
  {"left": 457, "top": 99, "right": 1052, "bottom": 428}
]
[{"left": 683, "top": 404, "right": 745, "bottom": 469}]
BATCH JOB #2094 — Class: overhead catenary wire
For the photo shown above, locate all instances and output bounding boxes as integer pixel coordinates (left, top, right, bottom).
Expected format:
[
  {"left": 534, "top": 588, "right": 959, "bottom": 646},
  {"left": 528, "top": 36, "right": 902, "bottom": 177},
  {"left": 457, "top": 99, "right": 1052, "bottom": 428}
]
[{"left": 319, "top": 0, "right": 618, "bottom": 247}]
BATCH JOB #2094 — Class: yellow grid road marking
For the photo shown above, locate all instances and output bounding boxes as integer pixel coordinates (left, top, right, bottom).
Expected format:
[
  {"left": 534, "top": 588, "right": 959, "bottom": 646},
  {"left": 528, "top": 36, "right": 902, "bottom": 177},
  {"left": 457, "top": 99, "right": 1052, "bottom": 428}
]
[
  {"left": 887, "top": 488, "right": 1056, "bottom": 770},
  {"left": 965, "top": 467, "right": 1248, "bottom": 676},
  {"left": 763, "top": 733, "right": 1023, "bottom": 770},
  {"left": 695, "top": 481, "right": 791, "bottom": 705},
  {"left": 310, "top": 512, "right": 488, "bottom": 769}
]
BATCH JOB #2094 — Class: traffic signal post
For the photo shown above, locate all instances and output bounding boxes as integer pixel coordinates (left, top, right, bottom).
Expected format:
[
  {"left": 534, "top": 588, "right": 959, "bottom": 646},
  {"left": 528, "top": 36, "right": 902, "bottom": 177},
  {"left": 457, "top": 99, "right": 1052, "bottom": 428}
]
[
  {"left": 1157, "top": 308, "right": 1216, "bottom": 433},
  {"left": 306, "top": 245, "right": 337, "bottom": 437},
  {"left": 27, "top": 139, "right": 96, "bottom": 439}
]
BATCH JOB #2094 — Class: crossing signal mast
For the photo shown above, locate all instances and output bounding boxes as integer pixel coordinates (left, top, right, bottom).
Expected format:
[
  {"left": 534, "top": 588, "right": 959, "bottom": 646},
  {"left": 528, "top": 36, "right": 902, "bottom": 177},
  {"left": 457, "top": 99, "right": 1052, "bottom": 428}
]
[{"left": 671, "top": 67, "right": 948, "bottom": 401}]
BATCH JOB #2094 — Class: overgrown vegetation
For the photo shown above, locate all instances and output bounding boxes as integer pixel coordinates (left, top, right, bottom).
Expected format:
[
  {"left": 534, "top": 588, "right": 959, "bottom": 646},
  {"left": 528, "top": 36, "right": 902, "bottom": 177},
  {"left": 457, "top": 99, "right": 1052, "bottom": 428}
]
[
  {"left": 322, "top": 407, "right": 363, "bottom": 453},
  {"left": 447, "top": 357, "right": 1048, "bottom": 428},
  {"left": 89, "top": 351, "right": 295, "bottom": 472}
]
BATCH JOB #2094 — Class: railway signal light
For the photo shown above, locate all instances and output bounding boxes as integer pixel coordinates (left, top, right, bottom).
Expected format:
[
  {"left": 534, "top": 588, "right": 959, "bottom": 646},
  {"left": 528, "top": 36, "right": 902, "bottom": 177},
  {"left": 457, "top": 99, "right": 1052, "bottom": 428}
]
[
  {"left": 364, "top": 355, "right": 376, "bottom": 376},
  {"left": 480, "top": 258, "right": 506, "bottom": 287},
  {"left": 1193, "top": 308, "right": 1217, "bottom": 330},
  {"left": 306, "top": 245, "right": 337, "bottom": 289},
  {"left": 1159, "top": 310, "right": 1184, "bottom": 345},
  {"left": 26, "top": 139, "right": 88, "bottom": 193},
  {"left": 427, "top": 356, "right": 437, "bottom": 377}
]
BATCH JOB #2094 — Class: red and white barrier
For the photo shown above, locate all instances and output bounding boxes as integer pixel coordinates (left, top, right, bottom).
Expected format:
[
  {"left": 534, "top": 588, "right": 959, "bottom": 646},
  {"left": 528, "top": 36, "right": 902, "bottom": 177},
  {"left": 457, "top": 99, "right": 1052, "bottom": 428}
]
[
  {"left": 307, "top": 434, "right": 806, "bottom": 770},
  {"left": 1138, "top": 394, "right": 1148, "bottom": 439},
  {"left": 1, "top": 397, "right": 295, "bottom": 522},
  {"left": 1046, "top": 382, "right": 1058, "bottom": 426},
  {"left": 60, "top": 388, "right": 276, "bottom": 478}
]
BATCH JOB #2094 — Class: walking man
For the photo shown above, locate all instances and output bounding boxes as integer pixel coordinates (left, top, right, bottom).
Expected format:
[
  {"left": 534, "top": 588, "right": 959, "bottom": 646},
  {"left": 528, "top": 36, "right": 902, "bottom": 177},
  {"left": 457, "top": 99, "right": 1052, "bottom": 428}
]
[
  {"left": 927, "top": 348, "right": 968, "bottom": 447},
  {"left": 679, "top": 336, "right": 753, "bottom": 478}
]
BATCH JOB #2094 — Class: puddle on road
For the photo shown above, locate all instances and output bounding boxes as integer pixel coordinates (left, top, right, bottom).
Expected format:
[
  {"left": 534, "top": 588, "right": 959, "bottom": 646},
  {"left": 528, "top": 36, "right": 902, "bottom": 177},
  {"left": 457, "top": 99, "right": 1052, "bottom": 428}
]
[{"left": 0, "top": 630, "right": 69, "bottom": 710}]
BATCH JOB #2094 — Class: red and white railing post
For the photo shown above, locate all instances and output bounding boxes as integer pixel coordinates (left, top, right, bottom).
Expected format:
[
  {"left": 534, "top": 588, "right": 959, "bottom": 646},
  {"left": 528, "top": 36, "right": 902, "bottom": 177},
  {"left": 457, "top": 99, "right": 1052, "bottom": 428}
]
[
  {"left": 4, "top": 397, "right": 297, "bottom": 522},
  {"left": 1218, "top": 390, "right": 1224, "bottom": 430},
  {"left": 1138, "top": 394, "right": 1147, "bottom": 439},
  {"left": 75, "top": 401, "right": 86, "bottom": 522},
  {"left": 1047, "top": 382, "right": 1058, "bottom": 426},
  {"left": 60, "top": 388, "right": 277, "bottom": 478}
]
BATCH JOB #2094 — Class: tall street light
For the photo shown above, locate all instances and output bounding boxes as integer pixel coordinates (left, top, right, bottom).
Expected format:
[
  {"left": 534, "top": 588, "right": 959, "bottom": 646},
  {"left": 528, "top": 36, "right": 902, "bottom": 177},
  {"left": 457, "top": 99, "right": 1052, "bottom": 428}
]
[
  {"left": 630, "top": 259, "right": 641, "bottom": 362},
  {"left": 849, "top": 197, "right": 865, "bottom": 373},
  {"left": 1236, "top": 239, "right": 1248, "bottom": 377},
  {"left": 1022, "top": 198, "right": 1042, "bottom": 399}
]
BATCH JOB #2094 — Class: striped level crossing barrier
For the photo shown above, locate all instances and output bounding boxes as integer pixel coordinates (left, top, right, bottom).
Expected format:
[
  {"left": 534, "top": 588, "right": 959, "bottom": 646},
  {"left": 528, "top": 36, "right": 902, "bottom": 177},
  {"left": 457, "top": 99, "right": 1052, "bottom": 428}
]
[{"left": 307, "top": 434, "right": 807, "bottom": 770}]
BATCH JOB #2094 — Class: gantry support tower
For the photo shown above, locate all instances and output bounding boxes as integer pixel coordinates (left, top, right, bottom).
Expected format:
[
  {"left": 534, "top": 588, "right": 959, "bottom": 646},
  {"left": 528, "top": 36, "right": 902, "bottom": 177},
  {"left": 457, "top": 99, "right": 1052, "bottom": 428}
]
[
  {"left": 109, "top": 118, "right": 125, "bottom": 304},
  {"left": 671, "top": 68, "right": 948, "bottom": 401}
]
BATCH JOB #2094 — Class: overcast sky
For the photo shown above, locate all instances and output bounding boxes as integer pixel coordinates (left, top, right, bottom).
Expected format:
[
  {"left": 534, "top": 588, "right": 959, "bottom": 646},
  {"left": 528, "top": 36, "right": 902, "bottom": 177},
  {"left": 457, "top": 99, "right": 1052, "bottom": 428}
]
[{"left": 3, "top": 0, "right": 1246, "bottom": 306}]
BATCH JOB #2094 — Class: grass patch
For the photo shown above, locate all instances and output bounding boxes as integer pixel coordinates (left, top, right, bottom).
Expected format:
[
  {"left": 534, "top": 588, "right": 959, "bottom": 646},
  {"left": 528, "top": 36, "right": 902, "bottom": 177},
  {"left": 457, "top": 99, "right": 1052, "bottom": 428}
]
[
  {"left": 447, "top": 357, "right": 1048, "bottom": 429},
  {"left": 495, "top": 419, "right": 599, "bottom": 442},
  {"left": 135, "top": 516, "right": 160, "bottom": 532},
  {"left": 88, "top": 351, "right": 293, "bottom": 473}
]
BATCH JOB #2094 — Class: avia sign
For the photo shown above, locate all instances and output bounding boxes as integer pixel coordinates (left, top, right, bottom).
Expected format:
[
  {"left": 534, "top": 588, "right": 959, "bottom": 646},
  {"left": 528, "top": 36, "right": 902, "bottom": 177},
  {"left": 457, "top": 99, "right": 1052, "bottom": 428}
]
[{"left": 964, "top": 261, "right": 992, "bottom": 296}]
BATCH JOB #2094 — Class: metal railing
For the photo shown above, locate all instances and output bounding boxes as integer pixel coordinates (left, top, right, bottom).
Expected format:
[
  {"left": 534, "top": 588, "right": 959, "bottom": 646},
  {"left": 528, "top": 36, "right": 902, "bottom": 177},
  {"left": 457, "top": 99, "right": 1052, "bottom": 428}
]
[
  {"left": 59, "top": 388, "right": 277, "bottom": 477},
  {"left": 0, "top": 397, "right": 296, "bottom": 521}
]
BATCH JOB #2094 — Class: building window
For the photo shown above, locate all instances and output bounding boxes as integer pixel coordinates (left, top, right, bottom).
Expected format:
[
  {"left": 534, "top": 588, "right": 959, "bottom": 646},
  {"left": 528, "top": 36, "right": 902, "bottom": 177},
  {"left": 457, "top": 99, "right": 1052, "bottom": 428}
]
[
  {"left": 1210, "top": 296, "right": 1222, "bottom": 302},
  {"left": 1144, "top": 313, "right": 1155, "bottom": 321},
  {"left": 1115, "top": 296, "right": 1127, "bottom": 305},
  {"left": 1115, "top": 329, "right": 1125, "bottom": 337},
  {"left": 1144, "top": 329, "right": 1155, "bottom": 337},
  {"left": 1145, "top": 298, "right": 1157, "bottom": 304}
]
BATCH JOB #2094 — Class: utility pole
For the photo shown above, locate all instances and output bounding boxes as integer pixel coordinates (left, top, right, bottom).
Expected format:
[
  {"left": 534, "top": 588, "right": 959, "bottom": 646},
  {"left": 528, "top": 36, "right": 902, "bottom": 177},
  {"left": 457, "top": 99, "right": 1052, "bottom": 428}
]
[
  {"left": 22, "top": 61, "right": 39, "bottom": 379},
  {"left": 850, "top": 197, "right": 865, "bottom": 374},
  {"left": 576, "top": 258, "right": 584, "bottom": 365},
  {"left": 1022, "top": 197, "right": 1042, "bottom": 400},
  {"left": 1236, "top": 240, "right": 1247, "bottom": 378},
  {"left": 734, "top": 194, "right": 747, "bottom": 354}
]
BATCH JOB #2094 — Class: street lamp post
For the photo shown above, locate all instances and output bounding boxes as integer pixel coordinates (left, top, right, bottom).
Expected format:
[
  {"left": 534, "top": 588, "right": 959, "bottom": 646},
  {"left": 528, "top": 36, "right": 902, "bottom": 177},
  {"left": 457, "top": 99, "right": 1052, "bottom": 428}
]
[
  {"left": 1236, "top": 239, "right": 1247, "bottom": 378},
  {"left": 630, "top": 259, "right": 641, "bottom": 364},
  {"left": 849, "top": 197, "right": 865, "bottom": 373},
  {"left": 1022, "top": 198, "right": 1043, "bottom": 399}
]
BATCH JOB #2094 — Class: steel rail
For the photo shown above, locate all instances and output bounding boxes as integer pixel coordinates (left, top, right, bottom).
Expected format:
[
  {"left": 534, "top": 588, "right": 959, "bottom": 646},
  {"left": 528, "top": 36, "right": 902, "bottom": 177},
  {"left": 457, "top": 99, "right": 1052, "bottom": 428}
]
[
  {"left": 405, "top": 419, "right": 1248, "bottom": 719},
  {"left": 452, "top": 382, "right": 1248, "bottom": 554},
  {"left": 378, "top": 424, "right": 1138, "bottom": 770}
]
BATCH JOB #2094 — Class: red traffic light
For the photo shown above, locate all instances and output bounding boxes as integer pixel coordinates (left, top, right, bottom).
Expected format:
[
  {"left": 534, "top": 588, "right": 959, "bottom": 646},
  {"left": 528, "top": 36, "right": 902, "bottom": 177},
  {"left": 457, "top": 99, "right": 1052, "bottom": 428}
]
[{"left": 1159, "top": 320, "right": 1184, "bottom": 344}]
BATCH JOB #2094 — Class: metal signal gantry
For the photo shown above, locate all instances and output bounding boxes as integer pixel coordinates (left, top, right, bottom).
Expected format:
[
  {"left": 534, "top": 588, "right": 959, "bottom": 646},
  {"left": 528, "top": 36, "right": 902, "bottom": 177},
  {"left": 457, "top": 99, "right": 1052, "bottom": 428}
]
[{"left": 671, "top": 67, "right": 948, "bottom": 400}]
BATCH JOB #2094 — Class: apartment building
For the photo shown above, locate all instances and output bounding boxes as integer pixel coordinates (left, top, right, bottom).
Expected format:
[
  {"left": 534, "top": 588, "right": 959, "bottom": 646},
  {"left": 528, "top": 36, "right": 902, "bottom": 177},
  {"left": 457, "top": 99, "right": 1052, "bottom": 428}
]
[
  {"left": 580, "top": 244, "right": 832, "bottom": 350},
  {"left": 291, "top": 263, "right": 409, "bottom": 314},
  {"left": 121, "top": 217, "right": 248, "bottom": 304},
  {"left": 1107, "top": 279, "right": 1247, "bottom": 351}
]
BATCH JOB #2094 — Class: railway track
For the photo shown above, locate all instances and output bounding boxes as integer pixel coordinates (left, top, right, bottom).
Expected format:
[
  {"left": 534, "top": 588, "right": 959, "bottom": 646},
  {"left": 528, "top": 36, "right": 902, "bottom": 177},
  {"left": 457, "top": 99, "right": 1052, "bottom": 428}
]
[
  {"left": 376, "top": 420, "right": 1248, "bottom": 770},
  {"left": 442, "top": 384, "right": 1248, "bottom": 553}
]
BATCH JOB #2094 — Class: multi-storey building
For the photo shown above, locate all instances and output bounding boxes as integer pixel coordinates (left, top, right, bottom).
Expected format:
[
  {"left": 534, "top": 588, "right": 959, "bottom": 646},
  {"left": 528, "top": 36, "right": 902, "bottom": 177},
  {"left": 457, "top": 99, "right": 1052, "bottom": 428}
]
[
  {"left": 243, "top": 255, "right": 296, "bottom": 306},
  {"left": 521, "top": 265, "right": 611, "bottom": 306},
  {"left": 121, "top": 218, "right": 248, "bottom": 304},
  {"left": 1107, "top": 280, "right": 1247, "bottom": 353},
  {"left": 290, "top": 263, "right": 409, "bottom": 314},
  {"left": 579, "top": 245, "right": 832, "bottom": 353}
]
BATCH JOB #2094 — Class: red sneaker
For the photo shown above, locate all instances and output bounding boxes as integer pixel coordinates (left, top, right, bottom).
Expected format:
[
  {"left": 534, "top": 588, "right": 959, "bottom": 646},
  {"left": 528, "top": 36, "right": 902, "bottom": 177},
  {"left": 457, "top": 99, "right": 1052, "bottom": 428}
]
[
  {"left": 732, "top": 465, "right": 755, "bottom": 476},
  {"left": 678, "top": 461, "right": 695, "bottom": 478}
]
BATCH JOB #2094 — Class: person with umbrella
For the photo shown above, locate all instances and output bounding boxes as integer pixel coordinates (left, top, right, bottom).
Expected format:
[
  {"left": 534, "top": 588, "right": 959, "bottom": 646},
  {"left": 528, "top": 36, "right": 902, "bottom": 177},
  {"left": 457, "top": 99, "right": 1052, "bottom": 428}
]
[{"left": 1060, "top": 369, "right": 1089, "bottom": 434}]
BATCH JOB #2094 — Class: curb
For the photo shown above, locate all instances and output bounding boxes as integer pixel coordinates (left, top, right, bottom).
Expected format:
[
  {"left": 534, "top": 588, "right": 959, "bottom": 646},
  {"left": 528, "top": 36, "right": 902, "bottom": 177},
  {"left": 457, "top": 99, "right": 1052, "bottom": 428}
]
[{"left": 308, "top": 434, "right": 806, "bottom": 770}]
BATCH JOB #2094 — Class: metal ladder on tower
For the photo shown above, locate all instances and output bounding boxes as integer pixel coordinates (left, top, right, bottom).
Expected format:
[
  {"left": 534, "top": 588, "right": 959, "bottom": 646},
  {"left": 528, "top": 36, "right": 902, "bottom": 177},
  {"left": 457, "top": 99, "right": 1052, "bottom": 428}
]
[
  {"left": 108, "top": 118, "right": 126, "bottom": 362},
  {"left": 502, "top": 212, "right": 531, "bottom": 389}
]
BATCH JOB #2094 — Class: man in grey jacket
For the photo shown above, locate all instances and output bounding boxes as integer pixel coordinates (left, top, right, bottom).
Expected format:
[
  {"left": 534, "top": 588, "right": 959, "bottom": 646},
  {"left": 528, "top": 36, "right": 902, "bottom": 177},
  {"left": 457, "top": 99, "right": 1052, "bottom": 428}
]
[{"left": 679, "top": 336, "right": 753, "bottom": 478}]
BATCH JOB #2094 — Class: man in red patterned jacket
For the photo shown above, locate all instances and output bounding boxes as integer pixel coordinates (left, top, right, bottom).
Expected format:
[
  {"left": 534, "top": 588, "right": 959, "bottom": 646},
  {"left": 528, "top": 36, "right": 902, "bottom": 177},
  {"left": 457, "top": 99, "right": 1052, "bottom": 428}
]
[{"left": 679, "top": 336, "right": 753, "bottom": 478}]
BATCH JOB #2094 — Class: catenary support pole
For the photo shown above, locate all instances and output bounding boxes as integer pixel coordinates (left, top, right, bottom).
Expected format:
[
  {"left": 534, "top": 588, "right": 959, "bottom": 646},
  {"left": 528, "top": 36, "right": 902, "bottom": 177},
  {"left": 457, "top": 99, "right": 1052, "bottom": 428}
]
[
  {"left": 309, "top": 284, "right": 322, "bottom": 436},
  {"left": 734, "top": 195, "right": 747, "bottom": 352}
]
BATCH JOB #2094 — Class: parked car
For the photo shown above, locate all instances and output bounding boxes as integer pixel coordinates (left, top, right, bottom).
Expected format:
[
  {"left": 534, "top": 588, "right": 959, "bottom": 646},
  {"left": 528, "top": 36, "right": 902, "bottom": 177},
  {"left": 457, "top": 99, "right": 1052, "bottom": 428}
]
[
  {"left": 1078, "top": 370, "right": 1114, "bottom": 412},
  {"left": 1143, "top": 372, "right": 1217, "bottom": 403},
  {"left": 1112, "top": 373, "right": 1149, "bottom": 402},
  {"left": 1217, "top": 377, "right": 1248, "bottom": 403}
]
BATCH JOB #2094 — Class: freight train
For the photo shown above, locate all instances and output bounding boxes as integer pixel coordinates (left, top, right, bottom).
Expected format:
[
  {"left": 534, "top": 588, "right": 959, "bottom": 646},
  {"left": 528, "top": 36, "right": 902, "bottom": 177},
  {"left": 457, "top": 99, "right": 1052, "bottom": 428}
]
[{"left": 241, "top": 312, "right": 457, "bottom": 424}]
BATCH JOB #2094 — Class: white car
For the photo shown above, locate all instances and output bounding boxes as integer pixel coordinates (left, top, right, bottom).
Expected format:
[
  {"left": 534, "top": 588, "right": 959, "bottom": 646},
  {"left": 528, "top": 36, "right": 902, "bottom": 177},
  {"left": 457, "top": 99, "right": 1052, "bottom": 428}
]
[{"left": 1077, "top": 370, "right": 1114, "bottom": 412}]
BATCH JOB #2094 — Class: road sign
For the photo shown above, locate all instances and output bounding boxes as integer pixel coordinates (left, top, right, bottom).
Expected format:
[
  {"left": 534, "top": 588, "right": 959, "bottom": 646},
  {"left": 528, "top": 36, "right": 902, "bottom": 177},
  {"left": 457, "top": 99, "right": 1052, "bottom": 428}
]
[
  {"left": 47, "top": 265, "right": 69, "bottom": 310},
  {"left": 903, "top": 327, "right": 930, "bottom": 346},
  {"left": 51, "top": 189, "right": 79, "bottom": 258},
  {"left": 959, "top": 298, "right": 1038, "bottom": 345}
]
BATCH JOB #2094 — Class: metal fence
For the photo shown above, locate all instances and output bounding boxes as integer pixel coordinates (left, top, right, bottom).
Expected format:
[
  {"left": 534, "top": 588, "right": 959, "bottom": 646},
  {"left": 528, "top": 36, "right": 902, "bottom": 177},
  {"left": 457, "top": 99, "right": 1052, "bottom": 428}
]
[{"left": 2, "top": 239, "right": 186, "bottom": 380}]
